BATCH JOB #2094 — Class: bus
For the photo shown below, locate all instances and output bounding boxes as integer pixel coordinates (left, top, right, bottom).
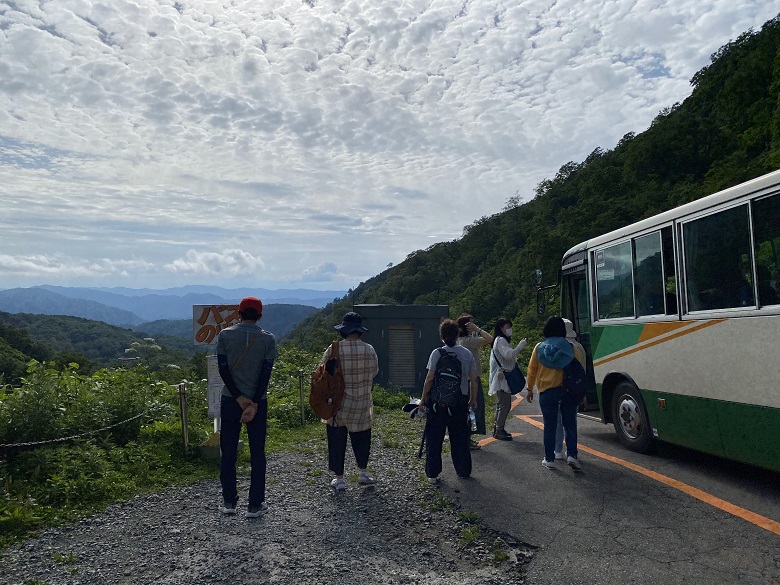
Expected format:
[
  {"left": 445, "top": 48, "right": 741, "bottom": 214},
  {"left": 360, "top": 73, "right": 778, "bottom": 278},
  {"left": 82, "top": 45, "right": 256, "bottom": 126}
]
[{"left": 553, "top": 169, "right": 780, "bottom": 472}]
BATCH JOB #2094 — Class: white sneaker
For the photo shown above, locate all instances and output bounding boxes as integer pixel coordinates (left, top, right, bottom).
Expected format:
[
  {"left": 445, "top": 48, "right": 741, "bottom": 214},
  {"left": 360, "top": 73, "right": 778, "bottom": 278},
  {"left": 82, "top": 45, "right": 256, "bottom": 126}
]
[
  {"left": 554, "top": 451, "right": 564, "bottom": 461},
  {"left": 330, "top": 478, "right": 347, "bottom": 491},
  {"left": 567, "top": 456, "right": 582, "bottom": 470},
  {"left": 359, "top": 472, "right": 376, "bottom": 485},
  {"left": 218, "top": 500, "right": 237, "bottom": 515},
  {"left": 427, "top": 476, "right": 440, "bottom": 485},
  {"left": 541, "top": 458, "right": 556, "bottom": 470}
]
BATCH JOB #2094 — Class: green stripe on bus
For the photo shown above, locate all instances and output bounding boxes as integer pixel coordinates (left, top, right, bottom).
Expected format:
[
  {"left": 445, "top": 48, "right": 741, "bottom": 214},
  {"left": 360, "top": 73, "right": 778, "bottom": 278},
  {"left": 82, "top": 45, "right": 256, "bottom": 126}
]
[
  {"left": 642, "top": 389, "right": 780, "bottom": 473},
  {"left": 591, "top": 323, "right": 645, "bottom": 361}
]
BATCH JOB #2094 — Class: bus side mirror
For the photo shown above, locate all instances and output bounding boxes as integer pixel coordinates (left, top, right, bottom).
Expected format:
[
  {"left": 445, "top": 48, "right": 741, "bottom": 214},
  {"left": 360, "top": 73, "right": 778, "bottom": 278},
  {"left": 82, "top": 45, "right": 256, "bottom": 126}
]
[
  {"left": 536, "top": 290, "right": 546, "bottom": 315},
  {"left": 534, "top": 269, "right": 543, "bottom": 288}
]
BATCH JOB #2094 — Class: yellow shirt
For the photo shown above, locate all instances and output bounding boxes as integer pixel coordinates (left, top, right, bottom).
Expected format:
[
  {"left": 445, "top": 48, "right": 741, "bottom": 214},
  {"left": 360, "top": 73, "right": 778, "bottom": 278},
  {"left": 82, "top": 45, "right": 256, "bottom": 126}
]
[{"left": 526, "top": 341, "right": 586, "bottom": 393}]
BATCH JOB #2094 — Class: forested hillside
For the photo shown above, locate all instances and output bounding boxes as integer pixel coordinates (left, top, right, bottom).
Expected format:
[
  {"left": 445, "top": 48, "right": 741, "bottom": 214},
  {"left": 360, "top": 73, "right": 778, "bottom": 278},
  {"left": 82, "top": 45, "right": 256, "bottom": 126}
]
[
  {"left": 286, "top": 16, "right": 780, "bottom": 351},
  {"left": 0, "top": 312, "right": 195, "bottom": 384}
]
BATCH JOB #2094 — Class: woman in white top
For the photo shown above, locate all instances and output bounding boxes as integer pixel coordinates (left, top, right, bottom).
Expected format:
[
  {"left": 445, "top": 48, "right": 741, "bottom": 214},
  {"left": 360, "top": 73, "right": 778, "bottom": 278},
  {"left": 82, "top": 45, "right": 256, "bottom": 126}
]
[{"left": 488, "top": 318, "right": 527, "bottom": 440}]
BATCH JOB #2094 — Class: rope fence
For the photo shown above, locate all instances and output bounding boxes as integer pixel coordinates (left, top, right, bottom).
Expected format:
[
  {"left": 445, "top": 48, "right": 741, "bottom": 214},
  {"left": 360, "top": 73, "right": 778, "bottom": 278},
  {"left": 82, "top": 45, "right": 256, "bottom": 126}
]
[{"left": 0, "top": 404, "right": 167, "bottom": 450}]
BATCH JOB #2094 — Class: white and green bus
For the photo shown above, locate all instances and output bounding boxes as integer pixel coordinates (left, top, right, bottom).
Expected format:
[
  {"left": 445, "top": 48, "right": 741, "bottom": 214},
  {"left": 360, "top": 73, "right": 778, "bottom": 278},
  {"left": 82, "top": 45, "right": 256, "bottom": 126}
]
[{"left": 556, "top": 169, "right": 780, "bottom": 472}]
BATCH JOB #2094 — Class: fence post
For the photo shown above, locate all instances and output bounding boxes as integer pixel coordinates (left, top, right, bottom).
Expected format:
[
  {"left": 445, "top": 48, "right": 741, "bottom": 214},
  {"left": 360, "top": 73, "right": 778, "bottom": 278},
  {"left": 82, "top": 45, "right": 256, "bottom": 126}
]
[
  {"left": 179, "top": 382, "right": 189, "bottom": 452},
  {"left": 299, "top": 370, "right": 305, "bottom": 426}
]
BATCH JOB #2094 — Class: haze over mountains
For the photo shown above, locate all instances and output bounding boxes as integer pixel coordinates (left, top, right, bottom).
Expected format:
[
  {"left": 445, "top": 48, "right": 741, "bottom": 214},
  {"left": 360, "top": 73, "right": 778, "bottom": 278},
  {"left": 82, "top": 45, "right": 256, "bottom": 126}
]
[{"left": 0, "top": 285, "right": 346, "bottom": 327}]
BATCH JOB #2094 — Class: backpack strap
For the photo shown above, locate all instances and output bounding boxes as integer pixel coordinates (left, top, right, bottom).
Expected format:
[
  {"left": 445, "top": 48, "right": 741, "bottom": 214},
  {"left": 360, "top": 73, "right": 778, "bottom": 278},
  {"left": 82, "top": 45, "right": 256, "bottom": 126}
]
[{"left": 229, "top": 330, "right": 263, "bottom": 373}]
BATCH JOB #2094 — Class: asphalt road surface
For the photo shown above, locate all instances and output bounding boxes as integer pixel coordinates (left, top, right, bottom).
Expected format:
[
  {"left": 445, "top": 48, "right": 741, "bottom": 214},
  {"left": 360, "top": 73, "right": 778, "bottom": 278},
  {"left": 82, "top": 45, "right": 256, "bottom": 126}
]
[{"left": 437, "top": 396, "right": 780, "bottom": 585}]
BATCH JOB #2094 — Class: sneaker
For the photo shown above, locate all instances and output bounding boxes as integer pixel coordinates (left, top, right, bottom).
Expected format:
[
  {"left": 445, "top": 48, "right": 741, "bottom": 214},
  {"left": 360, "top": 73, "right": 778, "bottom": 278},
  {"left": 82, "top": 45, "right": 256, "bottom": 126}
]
[
  {"left": 469, "top": 438, "right": 482, "bottom": 450},
  {"left": 359, "top": 472, "right": 376, "bottom": 485},
  {"left": 541, "top": 458, "right": 556, "bottom": 470},
  {"left": 554, "top": 451, "right": 565, "bottom": 461},
  {"left": 427, "top": 476, "right": 440, "bottom": 485},
  {"left": 246, "top": 502, "right": 268, "bottom": 518},
  {"left": 330, "top": 478, "right": 347, "bottom": 491},
  {"left": 218, "top": 500, "right": 237, "bottom": 515},
  {"left": 493, "top": 429, "right": 513, "bottom": 441},
  {"left": 567, "top": 456, "right": 582, "bottom": 470}
]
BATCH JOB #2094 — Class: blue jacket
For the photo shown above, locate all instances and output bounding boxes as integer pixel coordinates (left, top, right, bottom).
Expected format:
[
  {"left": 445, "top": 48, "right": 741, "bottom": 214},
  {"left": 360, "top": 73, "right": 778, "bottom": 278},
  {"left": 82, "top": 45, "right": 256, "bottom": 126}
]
[{"left": 536, "top": 337, "right": 574, "bottom": 369}]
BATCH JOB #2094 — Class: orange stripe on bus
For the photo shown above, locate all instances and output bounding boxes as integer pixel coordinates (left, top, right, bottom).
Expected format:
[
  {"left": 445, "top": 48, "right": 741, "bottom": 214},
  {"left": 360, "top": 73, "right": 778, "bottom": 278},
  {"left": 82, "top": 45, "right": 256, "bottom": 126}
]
[
  {"left": 594, "top": 319, "right": 724, "bottom": 367},
  {"left": 514, "top": 414, "right": 780, "bottom": 536},
  {"left": 637, "top": 321, "right": 690, "bottom": 343}
]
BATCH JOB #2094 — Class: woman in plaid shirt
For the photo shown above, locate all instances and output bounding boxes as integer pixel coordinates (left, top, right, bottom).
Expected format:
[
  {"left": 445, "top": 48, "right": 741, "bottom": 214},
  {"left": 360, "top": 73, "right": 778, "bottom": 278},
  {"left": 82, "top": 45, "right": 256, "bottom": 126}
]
[{"left": 320, "top": 312, "right": 379, "bottom": 491}]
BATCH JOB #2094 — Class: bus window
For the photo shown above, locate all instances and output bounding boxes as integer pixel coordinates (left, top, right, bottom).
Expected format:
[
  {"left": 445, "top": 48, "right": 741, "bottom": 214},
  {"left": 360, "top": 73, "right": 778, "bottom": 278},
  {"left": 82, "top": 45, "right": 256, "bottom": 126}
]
[
  {"left": 662, "top": 227, "right": 678, "bottom": 315},
  {"left": 752, "top": 194, "right": 780, "bottom": 306},
  {"left": 633, "top": 232, "right": 664, "bottom": 316},
  {"left": 683, "top": 204, "right": 755, "bottom": 311},
  {"left": 596, "top": 241, "right": 634, "bottom": 319}
]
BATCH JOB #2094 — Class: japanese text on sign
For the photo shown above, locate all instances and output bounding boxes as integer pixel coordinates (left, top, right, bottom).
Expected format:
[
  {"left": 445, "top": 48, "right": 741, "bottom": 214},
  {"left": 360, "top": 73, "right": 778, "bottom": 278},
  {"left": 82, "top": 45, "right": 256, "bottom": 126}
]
[{"left": 192, "top": 304, "right": 240, "bottom": 345}]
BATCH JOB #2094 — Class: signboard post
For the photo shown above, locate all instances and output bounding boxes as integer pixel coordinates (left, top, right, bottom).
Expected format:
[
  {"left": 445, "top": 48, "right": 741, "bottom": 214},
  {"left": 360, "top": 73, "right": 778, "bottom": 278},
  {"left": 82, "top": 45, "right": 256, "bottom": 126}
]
[{"left": 194, "top": 304, "right": 241, "bottom": 446}]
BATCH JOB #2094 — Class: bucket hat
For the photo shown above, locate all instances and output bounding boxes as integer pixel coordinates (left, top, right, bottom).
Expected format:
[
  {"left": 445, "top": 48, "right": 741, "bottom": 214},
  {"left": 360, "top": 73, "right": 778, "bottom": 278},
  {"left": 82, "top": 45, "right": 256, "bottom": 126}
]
[{"left": 334, "top": 311, "right": 368, "bottom": 334}]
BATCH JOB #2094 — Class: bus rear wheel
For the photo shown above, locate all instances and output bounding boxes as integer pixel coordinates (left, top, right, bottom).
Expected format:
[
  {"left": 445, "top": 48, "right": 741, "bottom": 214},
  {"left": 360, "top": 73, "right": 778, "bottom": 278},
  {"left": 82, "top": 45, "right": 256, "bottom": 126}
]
[{"left": 611, "top": 382, "right": 653, "bottom": 453}]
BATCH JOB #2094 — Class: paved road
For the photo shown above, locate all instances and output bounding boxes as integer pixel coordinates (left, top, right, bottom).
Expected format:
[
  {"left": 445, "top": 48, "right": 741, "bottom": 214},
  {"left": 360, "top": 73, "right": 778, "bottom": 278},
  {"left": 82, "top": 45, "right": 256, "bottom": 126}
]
[{"left": 437, "top": 396, "right": 780, "bottom": 585}]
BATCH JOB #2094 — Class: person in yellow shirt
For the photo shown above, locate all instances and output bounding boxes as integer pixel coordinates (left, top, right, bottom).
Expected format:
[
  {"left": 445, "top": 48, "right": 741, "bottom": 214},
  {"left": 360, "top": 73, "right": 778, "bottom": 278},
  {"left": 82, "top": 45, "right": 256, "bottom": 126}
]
[{"left": 526, "top": 316, "right": 586, "bottom": 471}]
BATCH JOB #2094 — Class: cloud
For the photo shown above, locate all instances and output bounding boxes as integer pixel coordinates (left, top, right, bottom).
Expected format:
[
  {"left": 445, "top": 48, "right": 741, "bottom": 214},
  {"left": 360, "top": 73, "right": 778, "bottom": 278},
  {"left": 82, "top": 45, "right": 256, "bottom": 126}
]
[
  {"left": 164, "top": 249, "right": 265, "bottom": 276},
  {"left": 0, "top": 0, "right": 777, "bottom": 290}
]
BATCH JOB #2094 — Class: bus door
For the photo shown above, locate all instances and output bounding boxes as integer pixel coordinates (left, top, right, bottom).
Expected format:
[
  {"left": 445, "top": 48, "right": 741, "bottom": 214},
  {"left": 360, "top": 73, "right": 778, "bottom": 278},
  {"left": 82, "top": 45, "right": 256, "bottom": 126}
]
[{"left": 562, "top": 269, "right": 598, "bottom": 411}]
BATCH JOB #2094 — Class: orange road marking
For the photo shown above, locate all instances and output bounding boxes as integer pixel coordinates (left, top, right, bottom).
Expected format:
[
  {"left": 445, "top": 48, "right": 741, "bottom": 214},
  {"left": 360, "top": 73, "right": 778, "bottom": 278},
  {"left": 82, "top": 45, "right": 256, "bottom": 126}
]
[
  {"left": 476, "top": 395, "right": 526, "bottom": 447},
  {"left": 514, "top": 414, "right": 780, "bottom": 536}
]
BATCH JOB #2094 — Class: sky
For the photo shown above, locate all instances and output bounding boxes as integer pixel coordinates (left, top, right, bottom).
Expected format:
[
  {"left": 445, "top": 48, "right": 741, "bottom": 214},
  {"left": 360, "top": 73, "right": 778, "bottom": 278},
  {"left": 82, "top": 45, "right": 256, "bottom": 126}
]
[{"left": 0, "top": 1, "right": 777, "bottom": 292}]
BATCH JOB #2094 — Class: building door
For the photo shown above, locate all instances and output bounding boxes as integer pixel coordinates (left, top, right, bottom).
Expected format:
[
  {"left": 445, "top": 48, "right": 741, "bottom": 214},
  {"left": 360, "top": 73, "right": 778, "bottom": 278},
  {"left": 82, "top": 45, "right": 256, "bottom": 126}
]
[{"left": 388, "top": 324, "right": 416, "bottom": 389}]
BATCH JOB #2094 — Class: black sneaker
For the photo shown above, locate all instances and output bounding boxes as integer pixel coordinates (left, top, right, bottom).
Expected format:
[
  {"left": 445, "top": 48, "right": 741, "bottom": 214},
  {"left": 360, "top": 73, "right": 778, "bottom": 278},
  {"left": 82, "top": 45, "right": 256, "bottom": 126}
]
[
  {"left": 493, "top": 429, "right": 513, "bottom": 441},
  {"left": 246, "top": 502, "right": 268, "bottom": 518}
]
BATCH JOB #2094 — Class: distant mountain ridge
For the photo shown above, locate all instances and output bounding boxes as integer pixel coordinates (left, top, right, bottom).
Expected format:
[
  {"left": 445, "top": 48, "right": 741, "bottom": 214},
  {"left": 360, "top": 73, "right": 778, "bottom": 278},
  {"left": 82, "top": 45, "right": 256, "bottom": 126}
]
[{"left": 0, "top": 285, "right": 345, "bottom": 325}]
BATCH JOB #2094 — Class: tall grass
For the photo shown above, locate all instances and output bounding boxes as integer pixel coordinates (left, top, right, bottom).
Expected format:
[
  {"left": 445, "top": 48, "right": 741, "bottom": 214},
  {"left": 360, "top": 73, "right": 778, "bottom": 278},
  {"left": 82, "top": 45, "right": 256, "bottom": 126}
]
[{"left": 0, "top": 347, "right": 410, "bottom": 548}]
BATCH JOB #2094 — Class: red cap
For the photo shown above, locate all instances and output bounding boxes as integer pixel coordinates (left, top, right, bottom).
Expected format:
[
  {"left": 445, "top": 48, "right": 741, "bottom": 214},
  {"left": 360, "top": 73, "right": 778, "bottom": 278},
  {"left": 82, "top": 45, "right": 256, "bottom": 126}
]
[{"left": 238, "top": 296, "right": 263, "bottom": 317}]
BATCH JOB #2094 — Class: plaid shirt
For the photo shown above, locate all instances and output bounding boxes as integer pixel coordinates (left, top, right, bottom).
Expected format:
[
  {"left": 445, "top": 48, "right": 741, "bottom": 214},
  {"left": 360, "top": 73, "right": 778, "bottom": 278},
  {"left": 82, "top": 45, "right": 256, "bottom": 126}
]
[{"left": 321, "top": 339, "right": 379, "bottom": 432}]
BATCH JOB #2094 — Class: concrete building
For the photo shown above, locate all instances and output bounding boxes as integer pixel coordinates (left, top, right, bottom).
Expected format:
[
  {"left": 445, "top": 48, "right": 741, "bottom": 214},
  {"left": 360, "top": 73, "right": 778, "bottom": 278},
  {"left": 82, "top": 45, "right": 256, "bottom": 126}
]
[{"left": 356, "top": 304, "right": 449, "bottom": 394}]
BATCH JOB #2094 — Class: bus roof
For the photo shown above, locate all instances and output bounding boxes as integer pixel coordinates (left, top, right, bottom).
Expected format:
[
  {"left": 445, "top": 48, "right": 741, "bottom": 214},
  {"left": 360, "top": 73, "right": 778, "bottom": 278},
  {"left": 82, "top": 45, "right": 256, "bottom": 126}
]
[{"left": 562, "top": 168, "right": 780, "bottom": 263}]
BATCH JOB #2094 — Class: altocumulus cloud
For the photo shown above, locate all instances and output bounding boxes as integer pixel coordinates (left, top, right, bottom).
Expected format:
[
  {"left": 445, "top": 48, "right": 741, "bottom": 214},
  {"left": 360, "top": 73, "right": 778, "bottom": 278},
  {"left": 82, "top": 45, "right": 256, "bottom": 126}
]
[{"left": 0, "top": 0, "right": 777, "bottom": 289}]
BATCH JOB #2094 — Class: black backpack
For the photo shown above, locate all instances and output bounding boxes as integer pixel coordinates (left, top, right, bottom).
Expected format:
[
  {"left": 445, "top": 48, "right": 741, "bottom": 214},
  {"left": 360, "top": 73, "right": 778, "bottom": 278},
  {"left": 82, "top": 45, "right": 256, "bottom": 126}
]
[
  {"left": 562, "top": 356, "right": 586, "bottom": 403},
  {"left": 430, "top": 348, "right": 463, "bottom": 411}
]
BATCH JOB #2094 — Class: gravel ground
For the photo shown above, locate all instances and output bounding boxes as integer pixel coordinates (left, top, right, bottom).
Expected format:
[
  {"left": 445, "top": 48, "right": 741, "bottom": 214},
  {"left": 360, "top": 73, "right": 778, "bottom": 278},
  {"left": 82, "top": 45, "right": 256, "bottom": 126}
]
[{"left": 0, "top": 414, "right": 535, "bottom": 584}]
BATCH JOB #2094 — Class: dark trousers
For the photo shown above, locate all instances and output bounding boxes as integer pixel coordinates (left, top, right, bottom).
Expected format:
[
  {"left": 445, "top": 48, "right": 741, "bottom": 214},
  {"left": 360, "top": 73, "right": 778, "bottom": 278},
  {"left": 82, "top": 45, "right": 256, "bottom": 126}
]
[
  {"left": 425, "top": 401, "right": 472, "bottom": 479},
  {"left": 326, "top": 424, "right": 371, "bottom": 475},
  {"left": 220, "top": 396, "right": 267, "bottom": 507},
  {"left": 472, "top": 378, "right": 487, "bottom": 436},
  {"left": 539, "top": 387, "right": 578, "bottom": 462}
]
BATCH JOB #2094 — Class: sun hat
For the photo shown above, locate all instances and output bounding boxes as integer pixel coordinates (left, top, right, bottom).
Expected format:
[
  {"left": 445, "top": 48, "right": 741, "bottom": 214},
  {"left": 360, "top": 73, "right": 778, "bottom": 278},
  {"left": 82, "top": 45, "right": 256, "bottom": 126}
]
[
  {"left": 334, "top": 311, "right": 368, "bottom": 334},
  {"left": 562, "top": 318, "right": 576, "bottom": 340},
  {"left": 239, "top": 297, "right": 263, "bottom": 319}
]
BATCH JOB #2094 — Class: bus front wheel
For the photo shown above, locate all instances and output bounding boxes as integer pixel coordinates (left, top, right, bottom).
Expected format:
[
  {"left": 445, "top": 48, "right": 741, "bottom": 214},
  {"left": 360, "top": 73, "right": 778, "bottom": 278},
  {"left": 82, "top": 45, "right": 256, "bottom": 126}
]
[{"left": 611, "top": 382, "right": 653, "bottom": 453}]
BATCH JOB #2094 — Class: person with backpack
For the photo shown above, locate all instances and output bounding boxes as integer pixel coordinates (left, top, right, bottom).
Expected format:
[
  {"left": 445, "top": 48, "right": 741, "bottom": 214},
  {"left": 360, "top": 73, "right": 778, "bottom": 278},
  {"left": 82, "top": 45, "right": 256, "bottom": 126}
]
[
  {"left": 553, "top": 319, "right": 588, "bottom": 461},
  {"left": 319, "top": 312, "right": 379, "bottom": 491},
  {"left": 456, "top": 313, "right": 493, "bottom": 449},
  {"left": 216, "top": 297, "right": 277, "bottom": 518},
  {"left": 418, "top": 319, "right": 478, "bottom": 483},
  {"left": 488, "top": 318, "right": 528, "bottom": 441},
  {"left": 526, "top": 316, "right": 586, "bottom": 471}
]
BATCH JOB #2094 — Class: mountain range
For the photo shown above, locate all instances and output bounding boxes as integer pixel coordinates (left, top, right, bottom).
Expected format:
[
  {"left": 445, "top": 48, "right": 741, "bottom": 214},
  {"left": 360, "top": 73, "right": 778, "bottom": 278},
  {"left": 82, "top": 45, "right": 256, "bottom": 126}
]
[{"left": 0, "top": 285, "right": 345, "bottom": 326}]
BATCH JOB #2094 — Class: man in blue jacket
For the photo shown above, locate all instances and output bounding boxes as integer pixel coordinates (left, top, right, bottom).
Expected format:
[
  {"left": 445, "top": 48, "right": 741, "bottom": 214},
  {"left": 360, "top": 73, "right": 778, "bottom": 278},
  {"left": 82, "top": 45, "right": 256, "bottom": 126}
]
[{"left": 216, "top": 297, "right": 276, "bottom": 517}]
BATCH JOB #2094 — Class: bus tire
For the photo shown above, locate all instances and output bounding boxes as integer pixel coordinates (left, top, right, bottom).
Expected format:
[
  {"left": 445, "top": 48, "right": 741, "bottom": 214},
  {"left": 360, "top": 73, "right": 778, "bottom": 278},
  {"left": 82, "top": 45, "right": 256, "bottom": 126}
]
[{"left": 611, "top": 382, "right": 653, "bottom": 453}]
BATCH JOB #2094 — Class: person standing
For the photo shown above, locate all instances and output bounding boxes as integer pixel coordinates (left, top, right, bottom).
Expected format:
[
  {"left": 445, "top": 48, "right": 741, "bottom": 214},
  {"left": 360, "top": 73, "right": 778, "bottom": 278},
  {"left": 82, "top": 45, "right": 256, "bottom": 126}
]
[
  {"left": 456, "top": 313, "right": 493, "bottom": 449},
  {"left": 553, "top": 319, "right": 588, "bottom": 460},
  {"left": 321, "top": 312, "right": 379, "bottom": 491},
  {"left": 488, "top": 318, "right": 527, "bottom": 441},
  {"left": 216, "top": 297, "right": 277, "bottom": 517},
  {"left": 526, "top": 316, "right": 586, "bottom": 470},
  {"left": 419, "top": 319, "right": 478, "bottom": 483}
]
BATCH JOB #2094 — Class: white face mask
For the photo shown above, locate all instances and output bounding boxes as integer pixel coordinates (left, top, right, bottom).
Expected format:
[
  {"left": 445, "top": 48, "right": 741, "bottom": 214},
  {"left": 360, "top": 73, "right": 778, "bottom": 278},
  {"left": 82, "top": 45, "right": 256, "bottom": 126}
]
[{"left": 504, "top": 327, "right": 513, "bottom": 337}]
